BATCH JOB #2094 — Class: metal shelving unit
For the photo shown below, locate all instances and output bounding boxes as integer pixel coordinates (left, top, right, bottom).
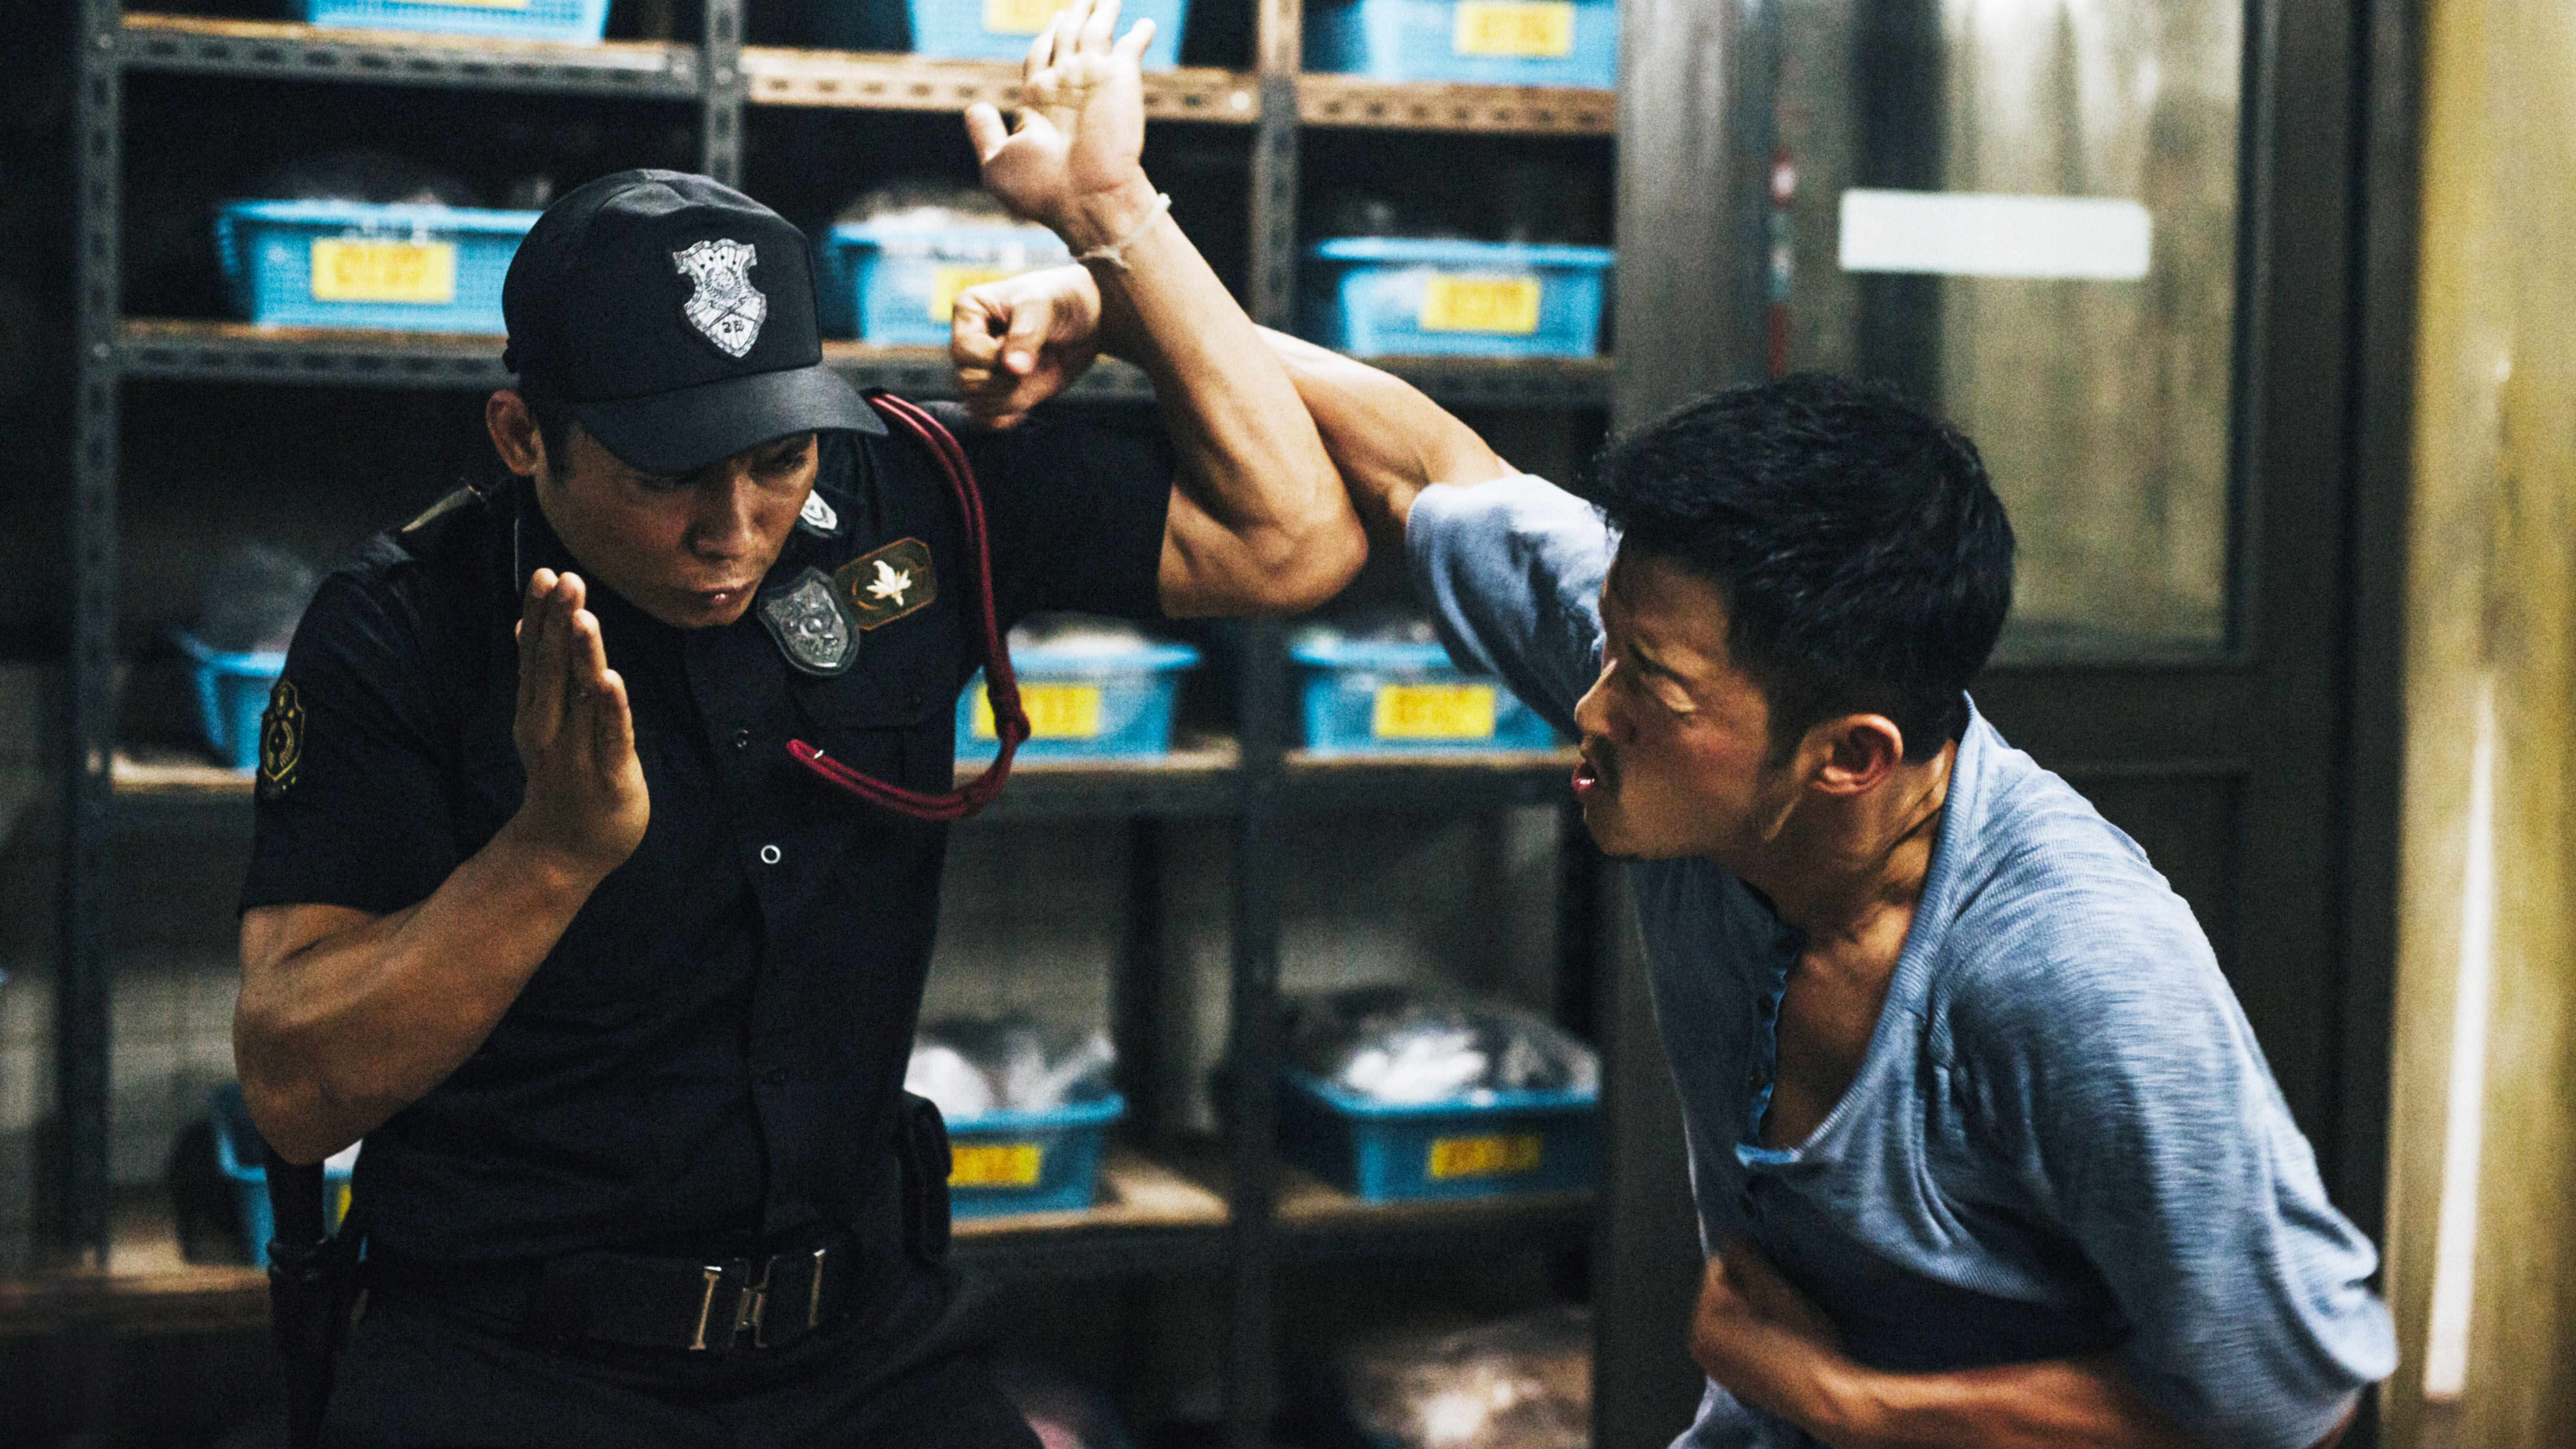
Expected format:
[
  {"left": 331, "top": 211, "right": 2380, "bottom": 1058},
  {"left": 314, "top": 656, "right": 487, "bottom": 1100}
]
[{"left": 52, "top": 5, "right": 1619, "bottom": 1445}]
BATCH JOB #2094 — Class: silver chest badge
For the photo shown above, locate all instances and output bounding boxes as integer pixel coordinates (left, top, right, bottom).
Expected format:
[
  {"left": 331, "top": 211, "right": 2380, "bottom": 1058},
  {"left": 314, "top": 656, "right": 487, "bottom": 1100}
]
[
  {"left": 672, "top": 238, "right": 767, "bottom": 359},
  {"left": 756, "top": 567, "right": 857, "bottom": 676}
]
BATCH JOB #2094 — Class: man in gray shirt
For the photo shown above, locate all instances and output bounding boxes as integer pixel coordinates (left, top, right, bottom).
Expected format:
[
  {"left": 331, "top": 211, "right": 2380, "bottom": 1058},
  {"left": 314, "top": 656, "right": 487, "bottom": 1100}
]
[{"left": 954, "top": 271, "right": 2396, "bottom": 1449}]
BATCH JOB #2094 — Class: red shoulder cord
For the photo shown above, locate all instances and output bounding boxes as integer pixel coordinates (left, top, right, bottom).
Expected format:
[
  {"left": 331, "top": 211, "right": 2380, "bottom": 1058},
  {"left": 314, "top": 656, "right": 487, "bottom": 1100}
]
[{"left": 785, "top": 392, "right": 1030, "bottom": 821}]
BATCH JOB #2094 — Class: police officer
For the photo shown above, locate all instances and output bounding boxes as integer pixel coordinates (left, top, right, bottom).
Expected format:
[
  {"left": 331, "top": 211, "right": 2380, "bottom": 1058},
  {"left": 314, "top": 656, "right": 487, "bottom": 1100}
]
[{"left": 231, "top": 4, "right": 1358, "bottom": 1442}]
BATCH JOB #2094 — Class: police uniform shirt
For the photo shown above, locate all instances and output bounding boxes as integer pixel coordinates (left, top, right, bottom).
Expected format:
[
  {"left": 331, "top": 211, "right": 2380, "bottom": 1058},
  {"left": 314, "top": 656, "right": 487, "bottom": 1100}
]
[{"left": 239, "top": 405, "right": 1174, "bottom": 1265}]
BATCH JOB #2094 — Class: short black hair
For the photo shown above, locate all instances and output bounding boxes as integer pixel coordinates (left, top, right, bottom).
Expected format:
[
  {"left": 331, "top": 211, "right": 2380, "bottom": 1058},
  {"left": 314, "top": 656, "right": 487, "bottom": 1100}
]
[{"left": 1583, "top": 373, "right": 2013, "bottom": 763}]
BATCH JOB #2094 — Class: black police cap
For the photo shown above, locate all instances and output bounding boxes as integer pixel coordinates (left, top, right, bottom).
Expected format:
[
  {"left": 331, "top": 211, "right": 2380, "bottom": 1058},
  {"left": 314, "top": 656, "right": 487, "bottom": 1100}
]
[{"left": 502, "top": 169, "right": 885, "bottom": 475}]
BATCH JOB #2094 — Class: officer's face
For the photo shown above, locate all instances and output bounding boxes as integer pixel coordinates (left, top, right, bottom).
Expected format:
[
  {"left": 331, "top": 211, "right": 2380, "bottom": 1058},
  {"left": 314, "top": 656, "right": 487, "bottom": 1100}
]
[
  {"left": 1568, "top": 550, "right": 1801, "bottom": 863},
  {"left": 535, "top": 424, "right": 821, "bottom": 630}
]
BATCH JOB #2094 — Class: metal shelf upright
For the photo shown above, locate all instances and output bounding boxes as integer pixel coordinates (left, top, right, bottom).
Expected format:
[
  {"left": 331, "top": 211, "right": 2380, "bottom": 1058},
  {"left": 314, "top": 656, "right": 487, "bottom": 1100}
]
[{"left": 51, "top": 4, "right": 1624, "bottom": 1446}]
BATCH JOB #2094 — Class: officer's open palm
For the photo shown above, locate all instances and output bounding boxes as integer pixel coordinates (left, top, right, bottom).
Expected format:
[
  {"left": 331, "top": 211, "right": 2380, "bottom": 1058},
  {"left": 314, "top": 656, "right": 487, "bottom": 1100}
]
[
  {"left": 511, "top": 568, "right": 648, "bottom": 878},
  {"left": 963, "top": 0, "right": 1154, "bottom": 232}
]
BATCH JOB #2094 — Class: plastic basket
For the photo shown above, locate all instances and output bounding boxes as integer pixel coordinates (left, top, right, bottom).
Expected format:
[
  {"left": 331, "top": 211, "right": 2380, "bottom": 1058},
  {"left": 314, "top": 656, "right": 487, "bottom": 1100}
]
[
  {"left": 1304, "top": 0, "right": 1618, "bottom": 87},
  {"left": 1301, "top": 237, "right": 1612, "bottom": 359},
  {"left": 1279, "top": 1071, "right": 1596, "bottom": 1203},
  {"left": 823, "top": 221, "right": 1072, "bottom": 345},
  {"left": 956, "top": 640, "right": 1200, "bottom": 762},
  {"left": 299, "top": 0, "right": 613, "bottom": 43},
  {"left": 172, "top": 632, "right": 287, "bottom": 772},
  {"left": 945, "top": 1094, "right": 1126, "bottom": 1218},
  {"left": 1291, "top": 637, "right": 1556, "bottom": 754},
  {"left": 215, "top": 200, "right": 540, "bottom": 333},
  {"left": 814, "top": 0, "right": 1190, "bottom": 69},
  {"left": 211, "top": 1084, "right": 356, "bottom": 1267}
]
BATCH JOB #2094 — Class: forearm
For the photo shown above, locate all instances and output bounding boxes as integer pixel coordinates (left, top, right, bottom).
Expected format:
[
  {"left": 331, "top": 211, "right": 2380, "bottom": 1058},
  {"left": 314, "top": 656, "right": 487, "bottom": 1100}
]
[
  {"left": 1255, "top": 326, "right": 1513, "bottom": 538},
  {"left": 1068, "top": 184, "right": 1360, "bottom": 612},
  {"left": 1809, "top": 1355, "right": 2215, "bottom": 1449},
  {"left": 234, "top": 822, "right": 607, "bottom": 1162}
]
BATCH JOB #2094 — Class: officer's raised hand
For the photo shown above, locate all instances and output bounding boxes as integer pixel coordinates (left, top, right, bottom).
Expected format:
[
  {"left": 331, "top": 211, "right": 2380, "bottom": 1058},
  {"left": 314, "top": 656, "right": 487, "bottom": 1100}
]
[
  {"left": 963, "top": 0, "right": 1161, "bottom": 252},
  {"left": 511, "top": 567, "right": 648, "bottom": 879}
]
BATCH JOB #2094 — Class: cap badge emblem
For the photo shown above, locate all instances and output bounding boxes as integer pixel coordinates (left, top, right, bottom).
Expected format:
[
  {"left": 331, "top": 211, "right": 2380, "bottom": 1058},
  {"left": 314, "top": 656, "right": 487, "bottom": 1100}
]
[
  {"left": 671, "top": 238, "right": 767, "bottom": 359},
  {"left": 756, "top": 567, "right": 858, "bottom": 676}
]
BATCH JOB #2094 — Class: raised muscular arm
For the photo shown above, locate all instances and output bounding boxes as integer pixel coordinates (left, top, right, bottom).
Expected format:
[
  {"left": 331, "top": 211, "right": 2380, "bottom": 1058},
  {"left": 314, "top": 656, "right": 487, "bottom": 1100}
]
[
  {"left": 234, "top": 567, "right": 648, "bottom": 1163},
  {"left": 960, "top": 0, "right": 1360, "bottom": 617},
  {"left": 953, "top": 266, "right": 1512, "bottom": 542}
]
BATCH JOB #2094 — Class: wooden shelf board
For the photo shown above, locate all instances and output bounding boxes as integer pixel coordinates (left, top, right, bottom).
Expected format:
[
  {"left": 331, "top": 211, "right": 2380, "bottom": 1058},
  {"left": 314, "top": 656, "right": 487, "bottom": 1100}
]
[
  {"left": 743, "top": 47, "right": 1258, "bottom": 123},
  {"left": 119, "top": 12, "right": 699, "bottom": 91},
  {"left": 1296, "top": 73, "right": 1615, "bottom": 135}
]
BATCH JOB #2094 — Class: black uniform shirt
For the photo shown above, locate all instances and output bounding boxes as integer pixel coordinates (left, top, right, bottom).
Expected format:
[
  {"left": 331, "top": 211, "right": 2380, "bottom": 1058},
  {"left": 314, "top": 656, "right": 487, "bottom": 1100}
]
[{"left": 240, "top": 405, "right": 1174, "bottom": 1264}]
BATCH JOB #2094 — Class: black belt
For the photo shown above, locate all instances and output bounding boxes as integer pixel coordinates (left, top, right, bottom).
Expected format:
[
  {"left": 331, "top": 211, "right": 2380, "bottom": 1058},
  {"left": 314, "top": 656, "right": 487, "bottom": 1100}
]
[{"left": 364, "top": 1227, "right": 889, "bottom": 1354}]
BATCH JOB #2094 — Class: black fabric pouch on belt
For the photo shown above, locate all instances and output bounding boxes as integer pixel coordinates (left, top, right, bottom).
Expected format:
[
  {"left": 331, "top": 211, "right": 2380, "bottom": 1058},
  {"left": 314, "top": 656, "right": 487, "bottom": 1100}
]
[{"left": 897, "top": 1091, "right": 953, "bottom": 1266}]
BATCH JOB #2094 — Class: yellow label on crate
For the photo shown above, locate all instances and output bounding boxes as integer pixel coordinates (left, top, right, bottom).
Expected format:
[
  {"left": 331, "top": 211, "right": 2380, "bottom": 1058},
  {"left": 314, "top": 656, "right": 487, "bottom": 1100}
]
[
  {"left": 1427, "top": 1133, "right": 1545, "bottom": 1180},
  {"left": 951, "top": 1143, "right": 1046, "bottom": 1187},
  {"left": 310, "top": 238, "right": 458, "bottom": 305},
  {"left": 929, "top": 267, "right": 1016, "bottom": 323},
  {"left": 984, "top": 0, "right": 1064, "bottom": 34},
  {"left": 1419, "top": 275, "right": 1542, "bottom": 335},
  {"left": 1373, "top": 683, "right": 1497, "bottom": 740},
  {"left": 1454, "top": 1, "right": 1576, "bottom": 57},
  {"left": 974, "top": 682, "right": 1105, "bottom": 740}
]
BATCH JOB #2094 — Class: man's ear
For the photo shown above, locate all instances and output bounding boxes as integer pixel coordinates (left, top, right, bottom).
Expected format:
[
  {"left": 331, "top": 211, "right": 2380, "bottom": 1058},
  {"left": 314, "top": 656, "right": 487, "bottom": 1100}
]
[
  {"left": 1802, "top": 713, "right": 1907, "bottom": 797},
  {"left": 487, "top": 390, "right": 544, "bottom": 479}
]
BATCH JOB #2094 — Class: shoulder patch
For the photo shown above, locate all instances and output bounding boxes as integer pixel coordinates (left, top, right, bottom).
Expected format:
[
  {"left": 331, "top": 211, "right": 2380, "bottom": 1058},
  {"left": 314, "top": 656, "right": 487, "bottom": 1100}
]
[
  {"left": 257, "top": 679, "right": 305, "bottom": 799},
  {"left": 835, "top": 538, "right": 936, "bottom": 630}
]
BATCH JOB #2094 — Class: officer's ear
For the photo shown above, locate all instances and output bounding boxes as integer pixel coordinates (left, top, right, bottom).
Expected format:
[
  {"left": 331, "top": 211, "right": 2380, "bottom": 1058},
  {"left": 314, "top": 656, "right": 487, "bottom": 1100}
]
[{"left": 487, "top": 390, "right": 545, "bottom": 480}]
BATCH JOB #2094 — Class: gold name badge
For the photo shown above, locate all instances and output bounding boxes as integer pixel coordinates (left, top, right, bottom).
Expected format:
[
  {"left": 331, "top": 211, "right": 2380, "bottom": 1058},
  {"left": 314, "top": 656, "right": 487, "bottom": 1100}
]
[
  {"left": 983, "top": 0, "right": 1063, "bottom": 35},
  {"left": 1419, "top": 275, "right": 1542, "bottom": 335},
  {"left": 930, "top": 267, "right": 1017, "bottom": 323},
  {"left": 976, "top": 682, "right": 1105, "bottom": 740},
  {"left": 1373, "top": 682, "right": 1497, "bottom": 741},
  {"left": 309, "top": 238, "right": 458, "bottom": 305},
  {"left": 1453, "top": 1, "right": 1576, "bottom": 58},
  {"left": 1426, "top": 1133, "right": 1545, "bottom": 1181},
  {"left": 950, "top": 1143, "right": 1045, "bottom": 1187}
]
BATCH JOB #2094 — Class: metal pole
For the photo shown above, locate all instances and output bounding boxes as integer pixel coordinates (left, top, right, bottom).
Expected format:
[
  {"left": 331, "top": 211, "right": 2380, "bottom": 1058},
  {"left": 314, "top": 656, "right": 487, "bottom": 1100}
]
[
  {"left": 1223, "top": 8, "right": 1301, "bottom": 1442},
  {"left": 700, "top": 0, "right": 745, "bottom": 186},
  {"left": 60, "top": 0, "right": 125, "bottom": 1270}
]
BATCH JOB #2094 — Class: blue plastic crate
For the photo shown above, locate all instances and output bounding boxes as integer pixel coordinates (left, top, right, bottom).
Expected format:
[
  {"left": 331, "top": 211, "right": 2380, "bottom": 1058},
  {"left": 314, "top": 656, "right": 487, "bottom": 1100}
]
[
  {"left": 1305, "top": 0, "right": 1618, "bottom": 87},
  {"left": 1300, "top": 237, "right": 1612, "bottom": 359},
  {"left": 173, "top": 632, "right": 287, "bottom": 773},
  {"left": 945, "top": 1094, "right": 1125, "bottom": 1218},
  {"left": 823, "top": 221, "right": 1072, "bottom": 345},
  {"left": 1279, "top": 1072, "right": 1596, "bottom": 1203},
  {"left": 211, "top": 1084, "right": 356, "bottom": 1267},
  {"left": 1292, "top": 637, "right": 1557, "bottom": 754},
  {"left": 957, "top": 640, "right": 1199, "bottom": 762},
  {"left": 814, "top": 0, "right": 1190, "bottom": 69},
  {"left": 299, "top": 0, "right": 611, "bottom": 43},
  {"left": 216, "top": 200, "right": 539, "bottom": 333}
]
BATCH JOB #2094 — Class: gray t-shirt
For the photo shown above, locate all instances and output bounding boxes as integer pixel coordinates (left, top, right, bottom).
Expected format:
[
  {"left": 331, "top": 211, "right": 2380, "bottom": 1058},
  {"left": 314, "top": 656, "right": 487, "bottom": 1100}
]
[{"left": 1408, "top": 474, "right": 2395, "bottom": 1449}]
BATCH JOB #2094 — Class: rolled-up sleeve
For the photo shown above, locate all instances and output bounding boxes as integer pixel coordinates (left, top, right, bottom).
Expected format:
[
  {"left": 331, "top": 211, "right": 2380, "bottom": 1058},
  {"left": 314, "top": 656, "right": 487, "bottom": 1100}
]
[{"left": 1404, "top": 474, "right": 1613, "bottom": 733}]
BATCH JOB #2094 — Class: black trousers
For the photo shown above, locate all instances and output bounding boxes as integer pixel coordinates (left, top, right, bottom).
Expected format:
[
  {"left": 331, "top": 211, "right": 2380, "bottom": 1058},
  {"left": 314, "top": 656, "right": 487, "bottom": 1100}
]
[{"left": 319, "top": 1261, "right": 1043, "bottom": 1449}]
